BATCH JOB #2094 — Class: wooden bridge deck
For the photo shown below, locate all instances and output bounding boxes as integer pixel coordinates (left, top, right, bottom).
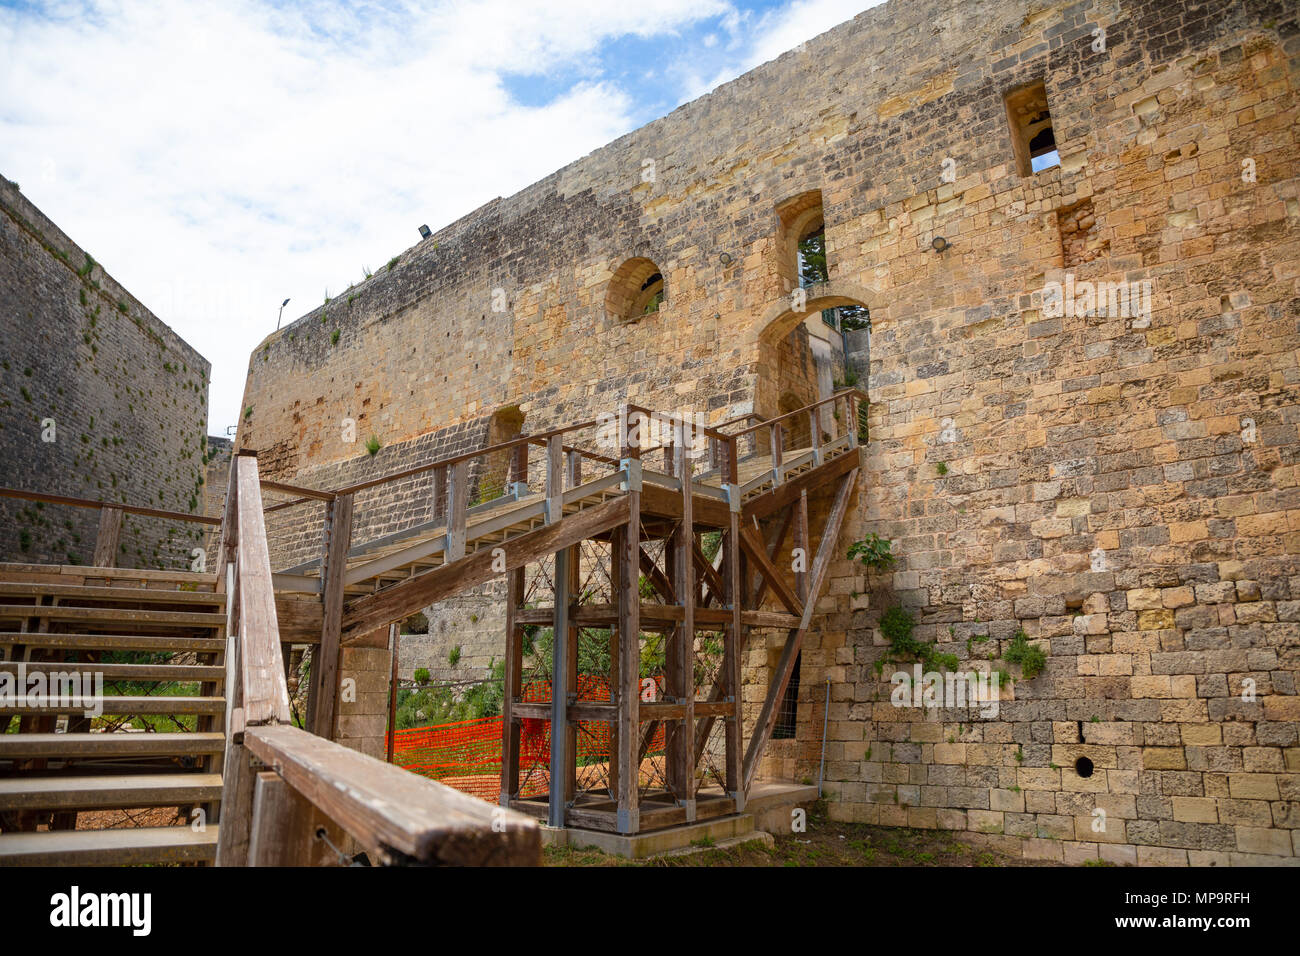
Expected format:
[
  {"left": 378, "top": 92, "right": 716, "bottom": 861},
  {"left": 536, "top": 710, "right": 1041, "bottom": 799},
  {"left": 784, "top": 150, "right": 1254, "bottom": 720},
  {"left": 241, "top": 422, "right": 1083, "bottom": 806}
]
[{"left": 272, "top": 441, "right": 853, "bottom": 600}]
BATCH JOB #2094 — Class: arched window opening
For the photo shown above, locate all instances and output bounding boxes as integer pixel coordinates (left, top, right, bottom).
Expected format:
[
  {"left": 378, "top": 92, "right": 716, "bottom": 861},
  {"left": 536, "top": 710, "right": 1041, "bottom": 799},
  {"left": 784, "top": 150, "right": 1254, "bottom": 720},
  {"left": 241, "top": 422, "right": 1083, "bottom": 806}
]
[
  {"left": 797, "top": 222, "right": 828, "bottom": 288},
  {"left": 635, "top": 272, "right": 664, "bottom": 316},
  {"left": 606, "top": 257, "right": 665, "bottom": 322}
]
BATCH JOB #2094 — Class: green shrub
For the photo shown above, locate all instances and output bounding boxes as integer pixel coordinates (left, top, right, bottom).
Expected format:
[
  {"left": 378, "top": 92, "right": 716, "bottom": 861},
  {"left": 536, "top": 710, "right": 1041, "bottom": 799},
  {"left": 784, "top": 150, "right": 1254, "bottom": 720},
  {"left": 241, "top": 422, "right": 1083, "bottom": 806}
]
[
  {"left": 448, "top": 645, "right": 461, "bottom": 666},
  {"left": 413, "top": 667, "right": 430, "bottom": 685},
  {"left": 847, "top": 533, "right": 895, "bottom": 571},
  {"left": 1004, "top": 630, "right": 1047, "bottom": 679},
  {"left": 365, "top": 434, "right": 381, "bottom": 456},
  {"left": 880, "top": 606, "right": 921, "bottom": 657}
]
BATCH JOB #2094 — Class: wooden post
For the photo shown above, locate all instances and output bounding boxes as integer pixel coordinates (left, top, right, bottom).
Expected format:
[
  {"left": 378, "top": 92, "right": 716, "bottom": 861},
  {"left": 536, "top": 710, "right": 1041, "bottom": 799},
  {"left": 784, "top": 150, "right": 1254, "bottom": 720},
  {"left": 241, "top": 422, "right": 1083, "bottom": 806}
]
[
  {"left": 770, "top": 423, "right": 784, "bottom": 482},
  {"left": 794, "top": 489, "right": 809, "bottom": 604},
  {"left": 387, "top": 624, "right": 399, "bottom": 763},
  {"left": 723, "top": 513, "right": 744, "bottom": 803},
  {"left": 620, "top": 404, "right": 641, "bottom": 460},
  {"left": 616, "top": 489, "right": 641, "bottom": 834},
  {"left": 743, "top": 470, "right": 857, "bottom": 790},
  {"left": 93, "top": 506, "right": 123, "bottom": 568},
  {"left": 432, "top": 465, "right": 447, "bottom": 520},
  {"left": 446, "top": 461, "right": 467, "bottom": 561},
  {"left": 309, "top": 492, "right": 353, "bottom": 739},
  {"left": 723, "top": 439, "right": 743, "bottom": 802},
  {"left": 248, "top": 771, "right": 345, "bottom": 866},
  {"left": 548, "top": 546, "right": 570, "bottom": 828},
  {"left": 672, "top": 438, "right": 695, "bottom": 818},
  {"left": 545, "top": 435, "right": 564, "bottom": 524},
  {"left": 607, "top": 529, "right": 621, "bottom": 804},
  {"left": 564, "top": 543, "right": 579, "bottom": 808},
  {"left": 511, "top": 440, "right": 529, "bottom": 488},
  {"left": 500, "top": 566, "right": 524, "bottom": 808}
]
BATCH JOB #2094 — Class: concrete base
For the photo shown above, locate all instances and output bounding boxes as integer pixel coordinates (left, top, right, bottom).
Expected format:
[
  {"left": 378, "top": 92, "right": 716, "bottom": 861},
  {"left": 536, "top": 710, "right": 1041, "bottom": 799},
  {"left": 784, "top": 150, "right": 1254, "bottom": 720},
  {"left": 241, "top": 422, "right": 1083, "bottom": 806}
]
[
  {"left": 542, "top": 782, "right": 819, "bottom": 859},
  {"left": 746, "top": 782, "right": 820, "bottom": 835}
]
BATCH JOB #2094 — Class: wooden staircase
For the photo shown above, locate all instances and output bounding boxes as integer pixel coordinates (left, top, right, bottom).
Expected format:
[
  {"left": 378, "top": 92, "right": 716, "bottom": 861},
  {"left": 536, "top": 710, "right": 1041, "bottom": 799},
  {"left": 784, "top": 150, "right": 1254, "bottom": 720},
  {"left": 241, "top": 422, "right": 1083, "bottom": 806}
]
[{"left": 0, "top": 565, "right": 227, "bottom": 865}]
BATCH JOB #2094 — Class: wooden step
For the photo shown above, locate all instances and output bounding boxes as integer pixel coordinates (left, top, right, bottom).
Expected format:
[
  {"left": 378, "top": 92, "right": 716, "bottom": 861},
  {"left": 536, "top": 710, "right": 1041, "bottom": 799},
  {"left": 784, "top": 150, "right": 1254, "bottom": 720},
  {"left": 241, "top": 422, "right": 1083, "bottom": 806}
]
[
  {"left": 0, "top": 731, "right": 226, "bottom": 759},
  {"left": 0, "top": 582, "right": 226, "bottom": 607},
  {"left": 0, "top": 825, "right": 218, "bottom": 865},
  {"left": 0, "top": 605, "right": 226, "bottom": 626},
  {"left": 0, "top": 773, "right": 223, "bottom": 812},
  {"left": 0, "top": 661, "right": 224, "bottom": 682},
  {"left": 0, "top": 563, "right": 220, "bottom": 588},
  {"left": 0, "top": 632, "right": 225, "bottom": 652},
  {"left": 0, "top": 695, "right": 225, "bottom": 716}
]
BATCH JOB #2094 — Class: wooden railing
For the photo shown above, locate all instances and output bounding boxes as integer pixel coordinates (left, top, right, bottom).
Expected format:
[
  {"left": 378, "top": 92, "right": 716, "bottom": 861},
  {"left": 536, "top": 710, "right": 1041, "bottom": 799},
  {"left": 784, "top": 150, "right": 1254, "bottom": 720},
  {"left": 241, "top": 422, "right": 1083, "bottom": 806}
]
[
  {"left": 215, "top": 452, "right": 540, "bottom": 866},
  {"left": 0, "top": 485, "right": 219, "bottom": 568}
]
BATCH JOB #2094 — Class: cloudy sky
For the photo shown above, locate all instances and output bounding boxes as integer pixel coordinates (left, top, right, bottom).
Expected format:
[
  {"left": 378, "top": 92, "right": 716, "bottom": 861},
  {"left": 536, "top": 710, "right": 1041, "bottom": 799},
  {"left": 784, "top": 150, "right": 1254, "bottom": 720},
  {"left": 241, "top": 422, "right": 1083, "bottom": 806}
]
[{"left": 1, "top": 0, "right": 881, "bottom": 434}]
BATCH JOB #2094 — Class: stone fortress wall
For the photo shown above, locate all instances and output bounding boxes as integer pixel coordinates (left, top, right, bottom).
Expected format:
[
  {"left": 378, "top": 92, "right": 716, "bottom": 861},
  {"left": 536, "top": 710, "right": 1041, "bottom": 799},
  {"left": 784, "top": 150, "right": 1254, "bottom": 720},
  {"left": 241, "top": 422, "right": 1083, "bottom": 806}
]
[
  {"left": 238, "top": 0, "right": 1300, "bottom": 863},
  {"left": 0, "top": 176, "right": 212, "bottom": 570}
]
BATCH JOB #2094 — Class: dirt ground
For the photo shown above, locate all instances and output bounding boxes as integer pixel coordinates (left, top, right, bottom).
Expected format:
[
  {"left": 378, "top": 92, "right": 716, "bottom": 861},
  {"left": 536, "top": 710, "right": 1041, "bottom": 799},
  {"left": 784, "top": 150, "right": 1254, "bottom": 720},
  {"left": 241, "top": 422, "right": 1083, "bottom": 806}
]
[{"left": 546, "top": 810, "right": 1072, "bottom": 867}]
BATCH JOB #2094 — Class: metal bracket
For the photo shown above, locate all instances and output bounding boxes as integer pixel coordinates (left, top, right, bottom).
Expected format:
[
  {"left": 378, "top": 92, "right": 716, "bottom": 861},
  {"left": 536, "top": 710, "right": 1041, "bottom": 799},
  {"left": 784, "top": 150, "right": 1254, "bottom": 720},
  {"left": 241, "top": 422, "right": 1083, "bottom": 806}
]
[{"left": 620, "top": 458, "right": 643, "bottom": 493}]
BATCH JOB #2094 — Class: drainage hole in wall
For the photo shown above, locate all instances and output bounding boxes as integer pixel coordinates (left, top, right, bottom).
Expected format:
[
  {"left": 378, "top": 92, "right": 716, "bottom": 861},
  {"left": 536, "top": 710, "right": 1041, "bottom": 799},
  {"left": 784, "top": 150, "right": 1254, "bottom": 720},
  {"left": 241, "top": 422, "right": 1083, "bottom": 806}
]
[{"left": 1075, "top": 756, "right": 1094, "bottom": 778}]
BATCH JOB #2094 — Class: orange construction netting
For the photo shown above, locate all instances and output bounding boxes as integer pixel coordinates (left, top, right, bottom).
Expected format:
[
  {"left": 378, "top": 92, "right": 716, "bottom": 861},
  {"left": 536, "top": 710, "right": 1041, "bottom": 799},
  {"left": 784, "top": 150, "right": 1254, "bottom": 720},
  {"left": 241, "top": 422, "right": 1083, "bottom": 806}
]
[{"left": 389, "top": 676, "right": 665, "bottom": 801}]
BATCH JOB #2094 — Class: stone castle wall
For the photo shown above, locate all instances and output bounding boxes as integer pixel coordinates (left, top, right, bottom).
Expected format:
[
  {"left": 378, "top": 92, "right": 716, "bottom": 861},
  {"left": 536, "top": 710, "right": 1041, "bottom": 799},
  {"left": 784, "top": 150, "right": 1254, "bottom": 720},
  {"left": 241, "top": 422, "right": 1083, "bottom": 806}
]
[
  {"left": 240, "top": 0, "right": 1300, "bottom": 863},
  {"left": 0, "top": 177, "right": 211, "bottom": 569}
]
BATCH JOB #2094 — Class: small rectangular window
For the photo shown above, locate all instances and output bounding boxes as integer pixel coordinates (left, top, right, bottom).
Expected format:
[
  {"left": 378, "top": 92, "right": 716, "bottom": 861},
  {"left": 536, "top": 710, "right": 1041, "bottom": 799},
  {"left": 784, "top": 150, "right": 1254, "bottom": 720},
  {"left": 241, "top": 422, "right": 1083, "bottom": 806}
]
[
  {"left": 773, "top": 651, "right": 801, "bottom": 740},
  {"left": 1005, "top": 82, "right": 1059, "bottom": 176}
]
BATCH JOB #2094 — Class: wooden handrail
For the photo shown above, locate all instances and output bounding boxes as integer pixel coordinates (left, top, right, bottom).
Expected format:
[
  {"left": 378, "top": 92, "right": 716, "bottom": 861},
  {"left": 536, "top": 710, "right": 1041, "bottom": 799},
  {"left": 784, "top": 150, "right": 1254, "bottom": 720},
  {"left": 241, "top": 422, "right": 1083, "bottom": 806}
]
[
  {"left": 216, "top": 451, "right": 538, "bottom": 866},
  {"left": 331, "top": 417, "right": 605, "bottom": 497},
  {"left": 0, "top": 486, "right": 221, "bottom": 525},
  {"left": 726, "top": 387, "right": 868, "bottom": 440}
]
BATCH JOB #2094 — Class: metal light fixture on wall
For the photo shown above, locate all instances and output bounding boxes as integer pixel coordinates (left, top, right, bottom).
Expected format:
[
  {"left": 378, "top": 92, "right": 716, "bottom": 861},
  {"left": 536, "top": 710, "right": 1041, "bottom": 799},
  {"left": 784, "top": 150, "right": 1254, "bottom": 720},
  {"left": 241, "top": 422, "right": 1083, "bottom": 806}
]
[
  {"left": 718, "top": 252, "right": 733, "bottom": 266},
  {"left": 418, "top": 224, "right": 432, "bottom": 240},
  {"left": 931, "top": 236, "right": 950, "bottom": 253},
  {"left": 276, "top": 297, "right": 291, "bottom": 330}
]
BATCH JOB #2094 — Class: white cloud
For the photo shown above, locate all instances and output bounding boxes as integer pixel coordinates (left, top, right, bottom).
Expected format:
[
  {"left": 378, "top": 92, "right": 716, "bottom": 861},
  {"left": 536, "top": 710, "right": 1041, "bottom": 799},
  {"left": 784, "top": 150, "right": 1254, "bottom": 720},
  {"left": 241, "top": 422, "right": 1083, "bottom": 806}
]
[
  {"left": 0, "top": 0, "right": 878, "bottom": 436},
  {"left": 678, "top": 0, "right": 885, "bottom": 101}
]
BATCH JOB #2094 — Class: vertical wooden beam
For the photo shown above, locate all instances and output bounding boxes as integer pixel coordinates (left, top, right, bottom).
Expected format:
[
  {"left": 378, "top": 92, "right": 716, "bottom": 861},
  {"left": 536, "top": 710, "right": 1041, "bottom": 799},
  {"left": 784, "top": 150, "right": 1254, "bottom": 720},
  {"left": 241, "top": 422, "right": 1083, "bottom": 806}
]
[
  {"left": 248, "top": 771, "right": 346, "bottom": 866},
  {"left": 432, "top": 464, "right": 447, "bottom": 520},
  {"left": 770, "top": 422, "right": 784, "bottom": 482},
  {"left": 794, "top": 489, "right": 810, "bottom": 604},
  {"left": 549, "top": 546, "right": 570, "bottom": 828},
  {"left": 511, "top": 440, "right": 529, "bottom": 488},
  {"left": 386, "top": 624, "right": 399, "bottom": 763},
  {"left": 545, "top": 435, "right": 564, "bottom": 523},
  {"left": 616, "top": 486, "right": 641, "bottom": 833},
  {"left": 92, "top": 506, "right": 123, "bottom": 569},
  {"left": 565, "top": 543, "right": 579, "bottom": 807},
  {"left": 216, "top": 557, "right": 253, "bottom": 866},
  {"left": 607, "top": 529, "right": 621, "bottom": 803},
  {"left": 620, "top": 404, "right": 641, "bottom": 460},
  {"left": 673, "top": 439, "right": 695, "bottom": 818},
  {"left": 309, "top": 492, "right": 353, "bottom": 739},
  {"left": 500, "top": 565, "right": 524, "bottom": 807},
  {"left": 723, "top": 511, "right": 744, "bottom": 803},
  {"left": 742, "top": 469, "right": 857, "bottom": 790},
  {"left": 446, "top": 461, "right": 467, "bottom": 561}
]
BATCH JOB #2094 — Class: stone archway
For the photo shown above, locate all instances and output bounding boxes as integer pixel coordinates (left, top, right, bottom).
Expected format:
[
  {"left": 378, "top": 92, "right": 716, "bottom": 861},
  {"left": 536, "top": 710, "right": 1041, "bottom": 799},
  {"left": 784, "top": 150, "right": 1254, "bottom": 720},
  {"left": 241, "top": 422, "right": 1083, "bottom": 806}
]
[{"left": 753, "top": 278, "right": 878, "bottom": 425}]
